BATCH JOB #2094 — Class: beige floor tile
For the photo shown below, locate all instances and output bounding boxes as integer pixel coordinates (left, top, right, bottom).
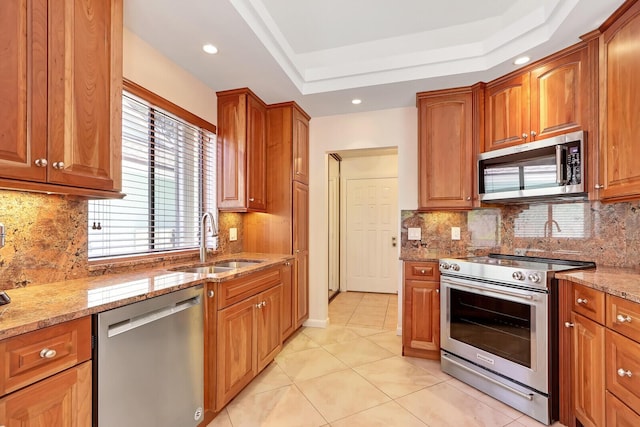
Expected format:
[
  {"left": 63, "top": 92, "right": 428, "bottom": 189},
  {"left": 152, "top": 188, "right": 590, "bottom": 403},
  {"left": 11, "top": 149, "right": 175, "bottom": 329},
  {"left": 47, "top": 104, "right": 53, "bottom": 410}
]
[
  {"left": 323, "top": 337, "right": 394, "bottom": 367},
  {"left": 505, "top": 422, "right": 528, "bottom": 427},
  {"left": 207, "top": 409, "right": 232, "bottom": 427},
  {"left": 302, "top": 324, "right": 362, "bottom": 345},
  {"left": 366, "top": 330, "right": 402, "bottom": 355},
  {"left": 348, "top": 313, "right": 385, "bottom": 328},
  {"left": 445, "top": 377, "right": 524, "bottom": 419},
  {"left": 354, "top": 356, "right": 443, "bottom": 398},
  {"left": 226, "top": 385, "right": 327, "bottom": 427},
  {"left": 332, "top": 292, "right": 364, "bottom": 303},
  {"left": 348, "top": 325, "right": 387, "bottom": 337},
  {"left": 280, "top": 330, "right": 321, "bottom": 356},
  {"left": 328, "top": 313, "right": 351, "bottom": 325},
  {"left": 235, "top": 362, "right": 292, "bottom": 398},
  {"left": 360, "top": 293, "right": 391, "bottom": 305},
  {"left": 275, "top": 347, "right": 348, "bottom": 382},
  {"left": 396, "top": 382, "right": 515, "bottom": 426},
  {"left": 403, "top": 356, "right": 452, "bottom": 381},
  {"left": 296, "top": 369, "right": 391, "bottom": 422},
  {"left": 330, "top": 401, "right": 427, "bottom": 427},
  {"left": 353, "top": 306, "right": 388, "bottom": 317},
  {"left": 514, "top": 415, "right": 566, "bottom": 427}
]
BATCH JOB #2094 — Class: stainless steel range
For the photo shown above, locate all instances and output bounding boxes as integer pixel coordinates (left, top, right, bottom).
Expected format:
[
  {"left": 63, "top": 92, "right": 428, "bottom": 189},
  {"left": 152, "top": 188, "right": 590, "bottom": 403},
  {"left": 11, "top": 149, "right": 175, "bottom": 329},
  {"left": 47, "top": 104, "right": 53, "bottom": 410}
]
[{"left": 438, "top": 254, "right": 595, "bottom": 425}]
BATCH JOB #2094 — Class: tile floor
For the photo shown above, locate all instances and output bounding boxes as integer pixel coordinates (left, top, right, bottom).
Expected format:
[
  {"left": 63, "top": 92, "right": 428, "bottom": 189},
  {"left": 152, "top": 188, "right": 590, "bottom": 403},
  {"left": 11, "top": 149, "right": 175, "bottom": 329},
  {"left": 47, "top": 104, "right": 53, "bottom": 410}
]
[{"left": 208, "top": 291, "right": 566, "bottom": 427}]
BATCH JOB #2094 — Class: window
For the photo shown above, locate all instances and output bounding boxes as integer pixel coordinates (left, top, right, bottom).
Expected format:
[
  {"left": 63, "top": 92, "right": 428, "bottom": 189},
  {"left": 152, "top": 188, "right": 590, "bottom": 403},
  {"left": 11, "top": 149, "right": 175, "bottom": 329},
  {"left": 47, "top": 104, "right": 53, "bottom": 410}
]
[
  {"left": 514, "top": 202, "right": 587, "bottom": 238},
  {"left": 88, "top": 84, "right": 216, "bottom": 259}
]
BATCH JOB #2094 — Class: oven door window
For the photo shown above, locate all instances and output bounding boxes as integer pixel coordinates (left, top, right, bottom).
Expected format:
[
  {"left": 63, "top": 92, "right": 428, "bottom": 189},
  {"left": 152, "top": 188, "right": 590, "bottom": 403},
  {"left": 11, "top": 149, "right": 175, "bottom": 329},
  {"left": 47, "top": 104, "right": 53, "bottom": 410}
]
[{"left": 450, "top": 288, "right": 532, "bottom": 368}]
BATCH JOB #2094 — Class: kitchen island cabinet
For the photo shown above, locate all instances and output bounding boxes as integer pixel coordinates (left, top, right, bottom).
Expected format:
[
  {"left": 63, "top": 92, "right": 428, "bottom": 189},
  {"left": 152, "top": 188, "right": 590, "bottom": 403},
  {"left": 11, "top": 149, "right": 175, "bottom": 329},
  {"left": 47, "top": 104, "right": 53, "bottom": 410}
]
[{"left": 0, "top": 0, "right": 123, "bottom": 198}]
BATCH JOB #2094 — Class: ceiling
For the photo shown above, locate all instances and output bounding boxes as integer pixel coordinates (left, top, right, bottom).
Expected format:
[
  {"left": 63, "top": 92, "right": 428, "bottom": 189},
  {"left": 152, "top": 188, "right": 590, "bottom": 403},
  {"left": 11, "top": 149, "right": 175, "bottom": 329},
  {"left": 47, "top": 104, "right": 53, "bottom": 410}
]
[{"left": 124, "top": 0, "right": 625, "bottom": 118}]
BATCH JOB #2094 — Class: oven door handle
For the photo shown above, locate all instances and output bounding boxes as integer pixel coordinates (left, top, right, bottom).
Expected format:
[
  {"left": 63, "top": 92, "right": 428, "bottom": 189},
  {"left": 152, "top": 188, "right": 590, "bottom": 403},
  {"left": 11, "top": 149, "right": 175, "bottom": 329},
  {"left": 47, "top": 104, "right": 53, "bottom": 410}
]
[
  {"left": 442, "top": 278, "right": 534, "bottom": 300},
  {"left": 442, "top": 354, "right": 534, "bottom": 401}
]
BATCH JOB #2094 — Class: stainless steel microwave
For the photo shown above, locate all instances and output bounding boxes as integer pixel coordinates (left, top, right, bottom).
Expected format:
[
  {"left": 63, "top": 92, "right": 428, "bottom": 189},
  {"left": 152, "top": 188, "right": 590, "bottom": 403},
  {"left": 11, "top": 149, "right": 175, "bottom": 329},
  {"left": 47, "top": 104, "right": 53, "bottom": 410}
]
[{"left": 478, "top": 131, "right": 585, "bottom": 202}]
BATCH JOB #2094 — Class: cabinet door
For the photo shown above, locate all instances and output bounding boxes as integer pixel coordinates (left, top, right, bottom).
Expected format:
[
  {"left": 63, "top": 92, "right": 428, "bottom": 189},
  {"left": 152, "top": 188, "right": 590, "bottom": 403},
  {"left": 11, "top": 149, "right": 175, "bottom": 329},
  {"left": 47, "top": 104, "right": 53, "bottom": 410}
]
[
  {"left": 293, "top": 182, "right": 309, "bottom": 327},
  {"left": 246, "top": 94, "right": 267, "bottom": 211},
  {"left": 0, "top": 0, "right": 47, "bottom": 182},
  {"left": 216, "top": 297, "right": 256, "bottom": 410},
  {"left": 605, "top": 329, "right": 640, "bottom": 413},
  {"left": 572, "top": 312, "right": 605, "bottom": 427},
  {"left": 402, "top": 279, "right": 440, "bottom": 359},
  {"left": 281, "top": 261, "right": 295, "bottom": 341},
  {"left": 257, "top": 285, "right": 282, "bottom": 371},
  {"left": 292, "top": 107, "right": 309, "bottom": 184},
  {"left": 600, "top": 2, "right": 640, "bottom": 202},
  {"left": 485, "top": 73, "right": 530, "bottom": 151},
  {"left": 203, "top": 284, "right": 217, "bottom": 417},
  {"left": 606, "top": 391, "right": 640, "bottom": 427},
  {"left": 530, "top": 48, "right": 587, "bottom": 140},
  {"left": 217, "top": 93, "right": 247, "bottom": 210},
  {"left": 0, "top": 361, "right": 92, "bottom": 426},
  {"left": 47, "top": 0, "right": 122, "bottom": 191},
  {"left": 417, "top": 90, "right": 473, "bottom": 210}
]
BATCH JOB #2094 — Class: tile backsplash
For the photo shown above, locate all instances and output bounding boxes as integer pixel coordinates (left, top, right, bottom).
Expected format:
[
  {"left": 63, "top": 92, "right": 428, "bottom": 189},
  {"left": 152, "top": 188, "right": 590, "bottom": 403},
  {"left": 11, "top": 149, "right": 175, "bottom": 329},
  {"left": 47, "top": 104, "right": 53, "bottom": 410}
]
[
  {"left": 0, "top": 190, "right": 243, "bottom": 290},
  {"left": 401, "top": 200, "right": 640, "bottom": 268}
]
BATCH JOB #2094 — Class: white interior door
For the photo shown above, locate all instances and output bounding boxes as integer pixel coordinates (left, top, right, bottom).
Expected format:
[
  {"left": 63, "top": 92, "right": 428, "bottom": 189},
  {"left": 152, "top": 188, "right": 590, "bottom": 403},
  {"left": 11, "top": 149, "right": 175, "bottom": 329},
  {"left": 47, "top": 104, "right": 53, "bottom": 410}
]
[{"left": 345, "top": 177, "right": 398, "bottom": 293}]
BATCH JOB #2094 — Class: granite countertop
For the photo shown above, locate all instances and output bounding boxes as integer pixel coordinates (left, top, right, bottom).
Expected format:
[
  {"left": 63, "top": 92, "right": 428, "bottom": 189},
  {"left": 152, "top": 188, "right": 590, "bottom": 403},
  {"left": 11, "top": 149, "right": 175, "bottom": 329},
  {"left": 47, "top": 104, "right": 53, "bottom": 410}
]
[
  {"left": 557, "top": 266, "right": 640, "bottom": 304},
  {"left": 0, "top": 252, "right": 292, "bottom": 340}
]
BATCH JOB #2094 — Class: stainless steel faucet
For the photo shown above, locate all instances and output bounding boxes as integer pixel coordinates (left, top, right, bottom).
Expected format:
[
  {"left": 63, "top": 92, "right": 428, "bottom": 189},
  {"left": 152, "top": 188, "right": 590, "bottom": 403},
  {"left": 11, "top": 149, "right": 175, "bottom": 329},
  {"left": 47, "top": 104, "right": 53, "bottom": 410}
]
[{"left": 200, "top": 212, "right": 218, "bottom": 263}]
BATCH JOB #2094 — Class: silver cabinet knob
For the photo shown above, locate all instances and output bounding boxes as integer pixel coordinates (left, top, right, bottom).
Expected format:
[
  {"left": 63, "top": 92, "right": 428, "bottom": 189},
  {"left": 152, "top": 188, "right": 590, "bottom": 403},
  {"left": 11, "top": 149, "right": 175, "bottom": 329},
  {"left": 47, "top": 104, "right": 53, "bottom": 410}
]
[
  {"left": 52, "top": 161, "right": 65, "bottom": 170},
  {"left": 296, "top": 171, "right": 301, "bottom": 175},
  {"left": 565, "top": 322, "right": 574, "bottom": 328},
  {"left": 262, "top": 300, "right": 267, "bottom": 307},
  {"left": 617, "top": 314, "right": 632, "bottom": 323},
  {"left": 595, "top": 184, "right": 604, "bottom": 189},
  {"left": 530, "top": 130, "right": 537, "bottom": 138},
  {"left": 256, "top": 302, "right": 263, "bottom": 309},
  {"left": 466, "top": 196, "right": 471, "bottom": 201},
  {"left": 522, "top": 133, "right": 528, "bottom": 139},
  {"left": 577, "top": 298, "right": 588, "bottom": 304},
  {"left": 34, "top": 158, "right": 48, "bottom": 167},
  {"left": 207, "top": 290, "right": 214, "bottom": 298},
  {"left": 617, "top": 368, "right": 633, "bottom": 378},
  {"left": 436, "top": 289, "right": 440, "bottom": 294},
  {"left": 249, "top": 197, "right": 255, "bottom": 202},
  {"left": 40, "top": 348, "right": 57, "bottom": 359}
]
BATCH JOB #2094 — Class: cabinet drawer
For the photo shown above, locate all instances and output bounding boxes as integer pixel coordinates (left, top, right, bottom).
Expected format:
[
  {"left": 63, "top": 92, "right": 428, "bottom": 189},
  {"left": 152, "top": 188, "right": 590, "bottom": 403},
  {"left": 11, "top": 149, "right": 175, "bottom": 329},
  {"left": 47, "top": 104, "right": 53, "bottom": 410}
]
[
  {"left": 607, "top": 295, "right": 640, "bottom": 343},
  {"left": 606, "top": 329, "right": 640, "bottom": 413},
  {"left": 572, "top": 283, "right": 605, "bottom": 324},
  {"left": 0, "top": 317, "right": 91, "bottom": 395},
  {"left": 606, "top": 391, "right": 640, "bottom": 427},
  {"left": 217, "top": 267, "right": 281, "bottom": 309},
  {"left": 404, "top": 262, "right": 440, "bottom": 281}
]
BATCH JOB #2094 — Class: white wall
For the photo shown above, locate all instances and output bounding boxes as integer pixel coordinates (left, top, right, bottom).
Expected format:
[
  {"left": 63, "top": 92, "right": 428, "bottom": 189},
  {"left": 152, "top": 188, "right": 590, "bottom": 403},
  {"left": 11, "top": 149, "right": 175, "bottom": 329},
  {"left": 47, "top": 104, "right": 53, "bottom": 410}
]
[
  {"left": 308, "top": 108, "right": 418, "bottom": 328},
  {"left": 123, "top": 29, "right": 217, "bottom": 124}
]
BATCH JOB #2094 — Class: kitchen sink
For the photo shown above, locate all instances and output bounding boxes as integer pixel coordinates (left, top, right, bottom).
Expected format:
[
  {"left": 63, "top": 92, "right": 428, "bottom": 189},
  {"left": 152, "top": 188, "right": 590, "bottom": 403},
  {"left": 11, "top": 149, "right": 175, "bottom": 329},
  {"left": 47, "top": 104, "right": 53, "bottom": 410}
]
[{"left": 213, "top": 260, "right": 264, "bottom": 268}]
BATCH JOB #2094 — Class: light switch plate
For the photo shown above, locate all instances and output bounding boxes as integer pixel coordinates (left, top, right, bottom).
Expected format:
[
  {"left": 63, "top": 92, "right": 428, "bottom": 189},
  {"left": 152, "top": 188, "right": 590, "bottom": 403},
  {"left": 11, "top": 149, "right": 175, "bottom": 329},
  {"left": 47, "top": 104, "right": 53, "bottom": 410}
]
[
  {"left": 451, "top": 227, "right": 461, "bottom": 240},
  {"left": 229, "top": 228, "right": 238, "bottom": 241},
  {"left": 408, "top": 227, "right": 421, "bottom": 240}
]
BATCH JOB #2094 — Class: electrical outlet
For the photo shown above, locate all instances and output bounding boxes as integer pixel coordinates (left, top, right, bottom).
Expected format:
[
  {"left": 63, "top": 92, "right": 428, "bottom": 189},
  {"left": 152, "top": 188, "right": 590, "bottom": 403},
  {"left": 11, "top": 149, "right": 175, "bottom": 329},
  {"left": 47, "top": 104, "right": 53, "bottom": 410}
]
[
  {"left": 451, "top": 227, "right": 461, "bottom": 240},
  {"left": 229, "top": 228, "right": 238, "bottom": 241},
  {"left": 408, "top": 227, "right": 421, "bottom": 240}
]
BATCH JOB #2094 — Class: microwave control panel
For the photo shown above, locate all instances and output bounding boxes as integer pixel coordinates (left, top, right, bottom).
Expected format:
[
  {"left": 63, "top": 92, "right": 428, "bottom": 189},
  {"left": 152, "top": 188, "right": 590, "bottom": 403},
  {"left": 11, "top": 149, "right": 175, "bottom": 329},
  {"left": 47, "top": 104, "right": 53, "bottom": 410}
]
[{"left": 567, "top": 144, "right": 581, "bottom": 185}]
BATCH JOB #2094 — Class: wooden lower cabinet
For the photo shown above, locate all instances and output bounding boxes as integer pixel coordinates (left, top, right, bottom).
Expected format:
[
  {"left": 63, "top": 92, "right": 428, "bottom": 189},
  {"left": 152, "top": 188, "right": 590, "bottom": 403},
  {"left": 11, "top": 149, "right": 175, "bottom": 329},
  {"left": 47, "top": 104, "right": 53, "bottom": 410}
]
[
  {"left": 215, "top": 280, "right": 283, "bottom": 411},
  {"left": 402, "top": 261, "right": 440, "bottom": 359},
  {"left": 280, "top": 261, "right": 295, "bottom": 340},
  {"left": 606, "top": 391, "right": 640, "bottom": 426},
  {"left": 0, "top": 361, "right": 92, "bottom": 426},
  {"left": 572, "top": 312, "right": 605, "bottom": 427}
]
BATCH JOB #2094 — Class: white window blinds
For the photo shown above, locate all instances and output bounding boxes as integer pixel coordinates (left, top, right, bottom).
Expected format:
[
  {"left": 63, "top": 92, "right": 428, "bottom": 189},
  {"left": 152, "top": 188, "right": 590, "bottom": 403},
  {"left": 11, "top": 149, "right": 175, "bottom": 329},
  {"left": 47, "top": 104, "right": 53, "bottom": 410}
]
[{"left": 88, "top": 91, "right": 216, "bottom": 259}]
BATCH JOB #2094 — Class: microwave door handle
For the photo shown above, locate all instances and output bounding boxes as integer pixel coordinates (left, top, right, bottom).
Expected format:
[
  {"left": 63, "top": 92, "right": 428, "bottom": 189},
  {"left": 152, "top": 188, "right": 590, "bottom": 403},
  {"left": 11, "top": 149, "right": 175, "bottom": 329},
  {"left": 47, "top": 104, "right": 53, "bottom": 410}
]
[{"left": 556, "top": 145, "right": 568, "bottom": 185}]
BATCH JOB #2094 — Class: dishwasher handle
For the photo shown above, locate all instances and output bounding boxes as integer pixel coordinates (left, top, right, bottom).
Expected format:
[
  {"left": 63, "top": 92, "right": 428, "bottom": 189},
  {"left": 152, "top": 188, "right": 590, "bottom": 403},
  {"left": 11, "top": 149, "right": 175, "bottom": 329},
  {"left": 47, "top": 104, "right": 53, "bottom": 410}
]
[{"left": 107, "top": 295, "right": 201, "bottom": 338}]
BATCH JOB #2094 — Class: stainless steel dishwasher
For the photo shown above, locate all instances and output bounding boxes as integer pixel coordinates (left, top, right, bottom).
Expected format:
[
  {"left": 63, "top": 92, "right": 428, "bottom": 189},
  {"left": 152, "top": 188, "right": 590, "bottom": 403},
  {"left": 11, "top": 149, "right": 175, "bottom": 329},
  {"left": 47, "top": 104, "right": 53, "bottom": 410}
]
[{"left": 96, "top": 285, "right": 204, "bottom": 427}]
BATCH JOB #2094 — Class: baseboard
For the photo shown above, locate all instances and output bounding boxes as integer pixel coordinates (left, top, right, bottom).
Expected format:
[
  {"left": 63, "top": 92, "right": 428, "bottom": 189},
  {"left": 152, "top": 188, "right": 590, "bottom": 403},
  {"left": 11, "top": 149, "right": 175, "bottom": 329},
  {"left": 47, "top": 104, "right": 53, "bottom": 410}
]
[
  {"left": 396, "top": 326, "right": 402, "bottom": 336},
  {"left": 303, "top": 317, "right": 329, "bottom": 328}
]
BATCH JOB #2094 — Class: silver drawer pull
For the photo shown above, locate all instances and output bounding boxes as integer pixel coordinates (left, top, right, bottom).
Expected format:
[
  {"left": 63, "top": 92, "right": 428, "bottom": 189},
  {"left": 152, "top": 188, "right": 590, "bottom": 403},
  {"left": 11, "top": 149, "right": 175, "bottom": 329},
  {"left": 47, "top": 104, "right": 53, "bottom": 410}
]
[
  {"left": 40, "top": 348, "right": 57, "bottom": 359},
  {"left": 565, "top": 322, "right": 574, "bottom": 328},
  {"left": 617, "top": 314, "right": 632, "bottom": 323},
  {"left": 576, "top": 298, "right": 588, "bottom": 304},
  {"left": 617, "top": 368, "right": 633, "bottom": 378}
]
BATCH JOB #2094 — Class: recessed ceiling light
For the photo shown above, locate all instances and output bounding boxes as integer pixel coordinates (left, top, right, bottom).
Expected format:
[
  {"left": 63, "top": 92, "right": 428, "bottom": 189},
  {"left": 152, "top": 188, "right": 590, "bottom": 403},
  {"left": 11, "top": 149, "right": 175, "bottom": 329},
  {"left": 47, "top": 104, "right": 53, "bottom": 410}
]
[
  {"left": 351, "top": 99, "right": 362, "bottom": 105},
  {"left": 514, "top": 56, "right": 530, "bottom": 65},
  {"left": 202, "top": 44, "right": 218, "bottom": 55}
]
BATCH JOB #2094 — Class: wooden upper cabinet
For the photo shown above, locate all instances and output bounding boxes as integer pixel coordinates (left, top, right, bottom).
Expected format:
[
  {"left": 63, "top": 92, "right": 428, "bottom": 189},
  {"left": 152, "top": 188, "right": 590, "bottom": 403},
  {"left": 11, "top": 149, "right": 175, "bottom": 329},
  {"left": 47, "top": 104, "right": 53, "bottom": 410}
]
[
  {"left": 417, "top": 88, "right": 474, "bottom": 210},
  {"left": 484, "top": 46, "right": 587, "bottom": 152},
  {"left": 0, "top": 0, "right": 122, "bottom": 197},
  {"left": 485, "top": 73, "right": 530, "bottom": 150},
  {"left": 598, "top": 1, "right": 640, "bottom": 202},
  {"left": 217, "top": 88, "right": 267, "bottom": 212},
  {"left": 292, "top": 107, "right": 310, "bottom": 184}
]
